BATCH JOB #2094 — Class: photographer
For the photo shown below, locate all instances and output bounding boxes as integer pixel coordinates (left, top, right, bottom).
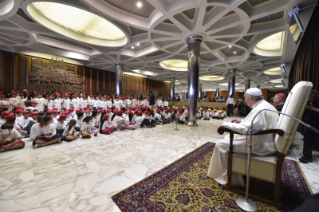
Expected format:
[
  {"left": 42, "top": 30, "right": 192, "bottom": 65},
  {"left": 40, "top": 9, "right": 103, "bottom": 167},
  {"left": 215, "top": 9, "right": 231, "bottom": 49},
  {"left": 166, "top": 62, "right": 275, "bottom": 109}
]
[{"left": 299, "top": 90, "right": 319, "bottom": 163}]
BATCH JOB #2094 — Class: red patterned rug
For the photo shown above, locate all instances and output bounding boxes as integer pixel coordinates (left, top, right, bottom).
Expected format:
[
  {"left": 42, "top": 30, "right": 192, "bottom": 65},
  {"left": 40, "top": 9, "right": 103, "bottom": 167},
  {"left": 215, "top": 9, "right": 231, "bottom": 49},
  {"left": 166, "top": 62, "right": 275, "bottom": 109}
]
[{"left": 112, "top": 142, "right": 312, "bottom": 211}]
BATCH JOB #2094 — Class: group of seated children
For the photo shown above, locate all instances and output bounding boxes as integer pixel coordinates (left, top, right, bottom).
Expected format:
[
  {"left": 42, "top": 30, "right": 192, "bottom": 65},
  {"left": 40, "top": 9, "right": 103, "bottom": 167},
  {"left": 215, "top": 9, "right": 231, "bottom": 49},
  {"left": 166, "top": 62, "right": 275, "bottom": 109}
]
[
  {"left": 199, "top": 107, "right": 227, "bottom": 120},
  {"left": 0, "top": 104, "right": 191, "bottom": 152}
]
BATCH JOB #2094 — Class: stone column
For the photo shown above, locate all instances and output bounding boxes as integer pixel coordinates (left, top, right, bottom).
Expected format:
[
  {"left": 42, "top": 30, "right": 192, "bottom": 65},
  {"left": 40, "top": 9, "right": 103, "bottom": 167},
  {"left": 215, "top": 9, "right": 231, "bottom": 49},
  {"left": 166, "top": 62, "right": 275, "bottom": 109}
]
[
  {"left": 245, "top": 79, "right": 251, "bottom": 91},
  {"left": 186, "top": 35, "right": 203, "bottom": 126},
  {"left": 115, "top": 63, "right": 123, "bottom": 96},
  {"left": 198, "top": 83, "right": 202, "bottom": 99},
  {"left": 228, "top": 69, "right": 236, "bottom": 98},
  {"left": 170, "top": 77, "right": 175, "bottom": 101}
]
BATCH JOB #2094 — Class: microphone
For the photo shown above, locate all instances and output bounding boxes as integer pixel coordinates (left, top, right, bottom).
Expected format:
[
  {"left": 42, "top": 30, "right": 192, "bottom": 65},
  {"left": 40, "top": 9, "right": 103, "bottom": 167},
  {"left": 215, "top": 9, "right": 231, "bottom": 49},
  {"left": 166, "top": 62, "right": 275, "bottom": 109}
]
[
  {"left": 236, "top": 108, "right": 319, "bottom": 211},
  {"left": 251, "top": 109, "right": 319, "bottom": 134}
]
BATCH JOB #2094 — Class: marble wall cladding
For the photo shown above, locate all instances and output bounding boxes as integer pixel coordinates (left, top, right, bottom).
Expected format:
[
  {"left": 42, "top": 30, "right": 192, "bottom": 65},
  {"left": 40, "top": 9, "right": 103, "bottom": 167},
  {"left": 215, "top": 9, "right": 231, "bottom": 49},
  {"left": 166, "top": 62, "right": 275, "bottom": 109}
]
[{"left": 0, "top": 118, "right": 317, "bottom": 212}]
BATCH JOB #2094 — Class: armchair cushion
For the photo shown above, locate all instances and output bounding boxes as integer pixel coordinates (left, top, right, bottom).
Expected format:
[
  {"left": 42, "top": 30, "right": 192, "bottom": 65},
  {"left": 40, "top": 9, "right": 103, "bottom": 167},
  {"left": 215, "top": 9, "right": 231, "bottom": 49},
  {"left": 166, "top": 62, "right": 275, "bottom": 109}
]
[{"left": 232, "top": 153, "right": 277, "bottom": 183}]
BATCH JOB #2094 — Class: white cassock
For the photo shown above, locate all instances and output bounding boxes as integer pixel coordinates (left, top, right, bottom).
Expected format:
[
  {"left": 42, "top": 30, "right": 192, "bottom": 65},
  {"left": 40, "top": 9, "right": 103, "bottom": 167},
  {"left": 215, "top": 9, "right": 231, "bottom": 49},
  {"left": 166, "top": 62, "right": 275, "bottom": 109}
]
[{"left": 207, "top": 100, "right": 278, "bottom": 185}]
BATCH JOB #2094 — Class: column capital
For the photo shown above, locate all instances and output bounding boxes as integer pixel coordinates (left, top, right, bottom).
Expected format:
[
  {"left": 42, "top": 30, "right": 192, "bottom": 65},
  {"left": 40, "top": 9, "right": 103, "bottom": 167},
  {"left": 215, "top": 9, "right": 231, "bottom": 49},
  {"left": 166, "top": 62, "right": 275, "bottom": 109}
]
[
  {"left": 228, "top": 68, "right": 237, "bottom": 73},
  {"left": 186, "top": 35, "right": 203, "bottom": 44},
  {"left": 115, "top": 63, "right": 124, "bottom": 67}
]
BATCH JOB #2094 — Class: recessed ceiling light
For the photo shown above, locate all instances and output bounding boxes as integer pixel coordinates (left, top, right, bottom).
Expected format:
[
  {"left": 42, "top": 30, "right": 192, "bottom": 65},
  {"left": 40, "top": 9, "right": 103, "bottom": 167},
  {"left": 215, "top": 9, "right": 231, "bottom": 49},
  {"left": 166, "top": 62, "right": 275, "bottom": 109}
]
[
  {"left": 164, "top": 81, "right": 181, "bottom": 85},
  {"left": 229, "top": 45, "right": 232, "bottom": 48},
  {"left": 270, "top": 79, "right": 282, "bottom": 83},
  {"left": 264, "top": 67, "right": 282, "bottom": 75},
  {"left": 199, "top": 76, "right": 224, "bottom": 81},
  {"left": 137, "top": 2, "right": 142, "bottom": 7},
  {"left": 132, "top": 69, "right": 158, "bottom": 76},
  {"left": 27, "top": 2, "right": 127, "bottom": 47},
  {"left": 159, "top": 59, "right": 188, "bottom": 71},
  {"left": 219, "top": 83, "right": 240, "bottom": 86},
  {"left": 233, "top": 51, "right": 236, "bottom": 54},
  {"left": 254, "top": 31, "right": 285, "bottom": 56},
  {"left": 136, "top": 43, "right": 140, "bottom": 46},
  {"left": 131, "top": 46, "right": 135, "bottom": 49},
  {"left": 124, "top": 72, "right": 146, "bottom": 78},
  {"left": 275, "top": 85, "right": 284, "bottom": 88}
]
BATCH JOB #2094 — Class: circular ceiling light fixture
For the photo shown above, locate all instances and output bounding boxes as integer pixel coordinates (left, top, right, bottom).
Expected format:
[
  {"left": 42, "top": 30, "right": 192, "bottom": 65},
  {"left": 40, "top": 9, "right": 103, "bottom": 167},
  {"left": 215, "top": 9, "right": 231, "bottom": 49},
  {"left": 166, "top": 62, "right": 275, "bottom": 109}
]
[
  {"left": 27, "top": 2, "right": 128, "bottom": 47},
  {"left": 270, "top": 79, "right": 282, "bottom": 83},
  {"left": 233, "top": 51, "right": 236, "bottom": 54},
  {"left": 21, "top": 52, "right": 83, "bottom": 65},
  {"left": 137, "top": 2, "right": 142, "bottom": 8},
  {"left": 199, "top": 75, "right": 224, "bottom": 81},
  {"left": 159, "top": 59, "right": 188, "bottom": 71},
  {"left": 124, "top": 72, "right": 146, "bottom": 78},
  {"left": 264, "top": 67, "right": 282, "bottom": 75},
  {"left": 132, "top": 69, "right": 158, "bottom": 76},
  {"left": 275, "top": 85, "right": 284, "bottom": 88},
  {"left": 164, "top": 81, "right": 181, "bottom": 85},
  {"left": 253, "top": 31, "right": 285, "bottom": 57},
  {"left": 229, "top": 45, "right": 232, "bottom": 48},
  {"left": 219, "top": 83, "right": 240, "bottom": 86}
]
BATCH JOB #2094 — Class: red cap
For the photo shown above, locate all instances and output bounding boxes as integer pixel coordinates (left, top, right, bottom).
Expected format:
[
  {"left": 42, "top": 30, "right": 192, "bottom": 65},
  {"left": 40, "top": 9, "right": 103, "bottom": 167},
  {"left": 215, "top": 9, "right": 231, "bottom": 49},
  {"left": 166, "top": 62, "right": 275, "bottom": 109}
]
[
  {"left": 15, "top": 109, "right": 23, "bottom": 113},
  {"left": 58, "top": 115, "right": 67, "bottom": 121},
  {"left": 85, "top": 110, "right": 90, "bottom": 113},
  {"left": 276, "top": 93, "right": 287, "bottom": 98},
  {"left": 69, "top": 108, "right": 74, "bottom": 112},
  {"left": 84, "top": 107, "right": 88, "bottom": 110},
  {"left": 117, "top": 110, "right": 123, "bottom": 115},
  {"left": 63, "top": 93, "right": 68, "bottom": 97},
  {"left": 16, "top": 107, "right": 24, "bottom": 110},
  {"left": 55, "top": 94, "right": 60, "bottom": 97},
  {"left": 106, "top": 109, "right": 111, "bottom": 113},
  {"left": 11, "top": 92, "right": 16, "bottom": 95},
  {"left": 31, "top": 112, "right": 39, "bottom": 116},
  {"left": 1, "top": 111, "right": 10, "bottom": 116},
  {"left": 89, "top": 107, "right": 93, "bottom": 110},
  {"left": 103, "top": 114, "right": 109, "bottom": 120},
  {"left": 97, "top": 109, "right": 102, "bottom": 113},
  {"left": 31, "top": 101, "right": 37, "bottom": 104},
  {"left": 23, "top": 111, "right": 30, "bottom": 114},
  {"left": 6, "top": 114, "right": 16, "bottom": 120}
]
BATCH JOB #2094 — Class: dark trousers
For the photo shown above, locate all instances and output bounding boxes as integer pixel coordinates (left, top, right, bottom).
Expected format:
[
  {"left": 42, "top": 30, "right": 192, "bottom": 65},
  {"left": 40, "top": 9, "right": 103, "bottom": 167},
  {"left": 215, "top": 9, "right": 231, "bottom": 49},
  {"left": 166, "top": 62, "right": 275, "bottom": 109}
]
[
  {"left": 140, "top": 119, "right": 151, "bottom": 127},
  {"left": 227, "top": 104, "right": 233, "bottom": 116},
  {"left": 303, "top": 123, "right": 319, "bottom": 158},
  {"left": 23, "top": 122, "right": 35, "bottom": 134}
]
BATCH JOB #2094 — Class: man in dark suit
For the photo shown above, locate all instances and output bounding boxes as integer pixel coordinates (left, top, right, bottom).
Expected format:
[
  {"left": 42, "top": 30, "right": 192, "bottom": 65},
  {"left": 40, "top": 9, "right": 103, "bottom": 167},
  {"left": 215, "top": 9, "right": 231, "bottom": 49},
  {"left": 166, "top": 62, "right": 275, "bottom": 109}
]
[{"left": 149, "top": 91, "right": 155, "bottom": 108}]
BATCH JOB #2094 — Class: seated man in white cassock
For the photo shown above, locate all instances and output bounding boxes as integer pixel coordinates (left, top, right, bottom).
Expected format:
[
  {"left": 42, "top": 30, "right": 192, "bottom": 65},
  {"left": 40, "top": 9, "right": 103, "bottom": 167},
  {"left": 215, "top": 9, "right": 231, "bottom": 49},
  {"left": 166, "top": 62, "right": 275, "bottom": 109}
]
[{"left": 207, "top": 88, "right": 278, "bottom": 186}]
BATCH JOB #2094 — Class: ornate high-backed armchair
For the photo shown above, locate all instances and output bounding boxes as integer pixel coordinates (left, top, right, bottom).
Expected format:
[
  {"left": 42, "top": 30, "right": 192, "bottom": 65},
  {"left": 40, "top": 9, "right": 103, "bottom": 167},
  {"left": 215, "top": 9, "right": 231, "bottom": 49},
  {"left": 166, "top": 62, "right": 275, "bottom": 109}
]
[{"left": 217, "top": 81, "right": 313, "bottom": 207}]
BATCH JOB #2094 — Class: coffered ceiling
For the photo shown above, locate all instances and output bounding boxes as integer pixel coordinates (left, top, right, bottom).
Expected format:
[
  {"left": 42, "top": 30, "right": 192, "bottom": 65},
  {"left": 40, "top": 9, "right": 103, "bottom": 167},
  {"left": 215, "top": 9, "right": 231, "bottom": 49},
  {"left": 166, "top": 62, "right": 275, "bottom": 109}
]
[{"left": 0, "top": 0, "right": 317, "bottom": 92}]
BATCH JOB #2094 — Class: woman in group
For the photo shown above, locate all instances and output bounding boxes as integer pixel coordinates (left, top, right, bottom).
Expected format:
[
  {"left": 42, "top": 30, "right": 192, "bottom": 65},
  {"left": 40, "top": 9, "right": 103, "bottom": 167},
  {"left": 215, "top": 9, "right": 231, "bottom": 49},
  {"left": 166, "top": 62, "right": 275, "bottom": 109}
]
[
  {"left": 112, "top": 110, "right": 126, "bottom": 130},
  {"left": 100, "top": 114, "right": 115, "bottom": 134},
  {"left": 0, "top": 122, "right": 25, "bottom": 153},
  {"left": 56, "top": 114, "right": 67, "bottom": 135},
  {"left": 33, "top": 115, "right": 63, "bottom": 148},
  {"left": 91, "top": 110, "right": 100, "bottom": 130},
  {"left": 62, "top": 119, "right": 80, "bottom": 141},
  {"left": 234, "top": 101, "right": 242, "bottom": 117},
  {"left": 75, "top": 112, "right": 84, "bottom": 131},
  {"left": 80, "top": 116, "right": 99, "bottom": 138}
]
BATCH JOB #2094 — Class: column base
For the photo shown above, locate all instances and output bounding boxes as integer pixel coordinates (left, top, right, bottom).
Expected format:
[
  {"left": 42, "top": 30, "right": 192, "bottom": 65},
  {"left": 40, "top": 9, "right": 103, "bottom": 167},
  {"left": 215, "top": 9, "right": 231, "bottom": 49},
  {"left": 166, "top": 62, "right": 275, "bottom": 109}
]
[{"left": 186, "top": 121, "right": 198, "bottom": 127}]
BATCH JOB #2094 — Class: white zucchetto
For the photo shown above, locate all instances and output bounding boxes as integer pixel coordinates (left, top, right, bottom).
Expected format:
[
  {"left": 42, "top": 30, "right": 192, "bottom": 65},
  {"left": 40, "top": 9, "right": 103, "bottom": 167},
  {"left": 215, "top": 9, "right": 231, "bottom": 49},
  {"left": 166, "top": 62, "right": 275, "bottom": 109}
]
[{"left": 246, "top": 88, "right": 262, "bottom": 96}]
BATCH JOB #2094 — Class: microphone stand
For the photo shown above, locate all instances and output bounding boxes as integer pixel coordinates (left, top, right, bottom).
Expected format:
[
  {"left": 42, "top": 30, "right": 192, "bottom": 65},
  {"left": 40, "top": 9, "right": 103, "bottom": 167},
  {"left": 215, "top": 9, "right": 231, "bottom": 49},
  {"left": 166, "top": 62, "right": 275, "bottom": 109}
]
[
  {"left": 174, "top": 100, "right": 182, "bottom": 131},
  {"left": 236, "top": 108, "right": 319, "bottom": 211}
]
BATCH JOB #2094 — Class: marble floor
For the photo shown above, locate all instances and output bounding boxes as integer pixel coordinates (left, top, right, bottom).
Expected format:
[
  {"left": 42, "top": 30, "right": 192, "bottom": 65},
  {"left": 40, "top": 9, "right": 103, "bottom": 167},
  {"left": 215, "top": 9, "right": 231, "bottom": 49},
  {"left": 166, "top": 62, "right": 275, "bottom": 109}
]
[{"left": 0, "top": 118, "right": 318, "bottom": 212}]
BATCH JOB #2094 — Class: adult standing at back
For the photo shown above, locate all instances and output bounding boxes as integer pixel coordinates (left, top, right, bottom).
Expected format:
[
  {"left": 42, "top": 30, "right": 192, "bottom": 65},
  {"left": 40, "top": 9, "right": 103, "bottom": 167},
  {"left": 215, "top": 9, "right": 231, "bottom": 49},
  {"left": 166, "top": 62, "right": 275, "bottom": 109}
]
[
  {"left": 149, "top": 91, "right": 155, "bottom": 109},
  {"left": 226, "top": 95, "right": 234, "bottom": 116}
]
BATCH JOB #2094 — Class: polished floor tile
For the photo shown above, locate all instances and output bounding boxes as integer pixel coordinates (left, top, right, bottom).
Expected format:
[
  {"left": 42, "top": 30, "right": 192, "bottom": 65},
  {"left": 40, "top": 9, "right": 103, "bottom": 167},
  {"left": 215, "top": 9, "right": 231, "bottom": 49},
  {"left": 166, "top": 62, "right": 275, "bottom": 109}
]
[{"left": 0, "top": 118, "right": 317, "bottom": 212}]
